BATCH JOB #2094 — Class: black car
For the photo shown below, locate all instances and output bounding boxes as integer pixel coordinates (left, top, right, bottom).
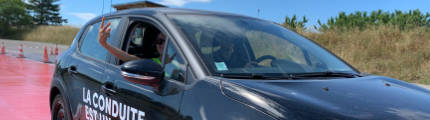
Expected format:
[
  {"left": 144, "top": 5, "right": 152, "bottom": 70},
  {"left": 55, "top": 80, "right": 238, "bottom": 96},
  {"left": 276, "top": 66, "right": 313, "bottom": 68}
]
[{"left": 50, "top": 8, "right": 430, "bottom": 120}]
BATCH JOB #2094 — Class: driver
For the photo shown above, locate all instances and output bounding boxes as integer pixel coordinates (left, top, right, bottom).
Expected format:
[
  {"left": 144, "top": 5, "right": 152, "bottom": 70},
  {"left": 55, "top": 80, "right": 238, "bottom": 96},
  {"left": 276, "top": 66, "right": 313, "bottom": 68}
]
[
  {"left": 212, "top": 33, "right": 257, "bottom": 68},
  {"left": 98, "top": 17, "right": 165, "bottom": 64}
]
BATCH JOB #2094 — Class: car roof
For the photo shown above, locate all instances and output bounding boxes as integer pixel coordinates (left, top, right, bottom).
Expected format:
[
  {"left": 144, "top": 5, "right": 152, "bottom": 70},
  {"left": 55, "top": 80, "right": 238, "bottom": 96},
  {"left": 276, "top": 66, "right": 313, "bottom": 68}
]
[{"left": 89, "top": 8, "right": 260, "bottom": 23}]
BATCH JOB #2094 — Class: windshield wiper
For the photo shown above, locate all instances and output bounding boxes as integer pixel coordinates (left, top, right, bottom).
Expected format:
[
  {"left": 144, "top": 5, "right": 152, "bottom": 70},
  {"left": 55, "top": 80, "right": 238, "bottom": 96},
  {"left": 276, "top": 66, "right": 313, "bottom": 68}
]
[
  {"left": 220, "top": 73, "right": 266, "bottom": 79},
  {"left": 219, "top": 72, "right": 361, "bottom": 80},
  {"left": 290, "top": 71, "right": 361, "bottom": 78},
  {"left": 220, "top": 73, "right": 297, "bottom": 80}
]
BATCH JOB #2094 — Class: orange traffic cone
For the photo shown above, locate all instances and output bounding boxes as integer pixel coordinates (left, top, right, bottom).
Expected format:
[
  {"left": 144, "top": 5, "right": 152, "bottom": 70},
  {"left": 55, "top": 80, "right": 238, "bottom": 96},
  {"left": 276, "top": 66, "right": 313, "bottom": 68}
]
[
  {"left": 43, "top": 46, "right": 49, "bottom": 63},
  {"left": 1, "top": 42, "right": 5, "bottom": 54},
  {"left": 54, "top": 44, "right": 58, "bottom": 55},
  {"left": 18, "top": 44, "right": 24, "bottom": 58}
]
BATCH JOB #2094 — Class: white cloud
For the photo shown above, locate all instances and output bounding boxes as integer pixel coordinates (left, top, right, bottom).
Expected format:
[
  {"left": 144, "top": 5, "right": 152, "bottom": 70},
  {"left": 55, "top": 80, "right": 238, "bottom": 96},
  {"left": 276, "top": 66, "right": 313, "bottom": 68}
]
[
  {"left": 159, "top": 0, "right": 211, "bottom": 7},
  {"left": 70, "top": 12, "right": 97, "bottom": 22}
]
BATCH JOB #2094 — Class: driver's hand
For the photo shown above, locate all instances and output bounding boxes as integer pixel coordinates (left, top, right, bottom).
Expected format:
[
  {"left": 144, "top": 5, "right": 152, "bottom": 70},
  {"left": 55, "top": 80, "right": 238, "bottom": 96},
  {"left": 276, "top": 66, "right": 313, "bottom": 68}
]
[{"left": 98, "top": 16, "right": 111, "bottom": 46}]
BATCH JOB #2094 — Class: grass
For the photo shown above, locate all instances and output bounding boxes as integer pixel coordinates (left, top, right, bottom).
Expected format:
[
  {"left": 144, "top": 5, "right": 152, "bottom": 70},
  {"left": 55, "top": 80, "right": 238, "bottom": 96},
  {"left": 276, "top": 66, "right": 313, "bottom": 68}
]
[
  {"left": 22, "top": 25, "right": 80, "bottom": 45},
  {"left": 300, "top": 26, "right": 430, "bottom": 84}
]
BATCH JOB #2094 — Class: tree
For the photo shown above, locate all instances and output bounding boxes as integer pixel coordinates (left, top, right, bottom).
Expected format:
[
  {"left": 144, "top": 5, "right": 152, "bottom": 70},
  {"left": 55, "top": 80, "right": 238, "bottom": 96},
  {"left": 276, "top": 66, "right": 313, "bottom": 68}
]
[
  {"left": 282, "top": 14, "right": 308, "bottom": 32},
  {"left": 0, "top": 0, "right": 33, "bottom": 36},
  {"left": 316, "top": 9, "right": 430, "bottom": 31},
  {"left": 28, "top": 0, "right": 67, "bottom": 25}
]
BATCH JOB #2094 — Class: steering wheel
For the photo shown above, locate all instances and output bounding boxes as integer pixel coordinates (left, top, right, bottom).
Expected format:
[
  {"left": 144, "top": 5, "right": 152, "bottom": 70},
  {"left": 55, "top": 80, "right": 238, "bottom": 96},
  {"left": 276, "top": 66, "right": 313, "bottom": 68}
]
[
  {"left": 246, "top": 55, "right": 277, "bottom": 67},
  {"left": 256, "top": 55, "right": 277, "bottom": 63}
]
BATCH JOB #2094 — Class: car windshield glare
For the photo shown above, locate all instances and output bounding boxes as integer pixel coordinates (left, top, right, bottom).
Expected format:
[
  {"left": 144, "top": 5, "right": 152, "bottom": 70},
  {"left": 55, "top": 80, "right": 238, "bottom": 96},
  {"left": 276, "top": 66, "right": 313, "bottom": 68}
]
[{"left": 168, "top": 14, "right": 357, "bottom": 76}]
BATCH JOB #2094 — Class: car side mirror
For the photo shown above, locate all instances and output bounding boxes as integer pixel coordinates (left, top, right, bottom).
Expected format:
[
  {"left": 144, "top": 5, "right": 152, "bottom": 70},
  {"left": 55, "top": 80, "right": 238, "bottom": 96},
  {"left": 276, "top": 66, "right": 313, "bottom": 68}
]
[{"left": 120, "top": 59, "right": 163, "bottom": 88}]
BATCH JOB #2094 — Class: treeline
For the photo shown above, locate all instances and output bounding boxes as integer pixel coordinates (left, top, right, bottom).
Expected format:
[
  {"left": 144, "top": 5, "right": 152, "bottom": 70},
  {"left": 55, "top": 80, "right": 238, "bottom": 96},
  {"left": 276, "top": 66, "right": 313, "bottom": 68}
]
[
  {"left": 0, "top": 0, "right": 66, "bottom": 39},
  {"left": 283, "top": 9, "right": 430, "bottom": 31}
]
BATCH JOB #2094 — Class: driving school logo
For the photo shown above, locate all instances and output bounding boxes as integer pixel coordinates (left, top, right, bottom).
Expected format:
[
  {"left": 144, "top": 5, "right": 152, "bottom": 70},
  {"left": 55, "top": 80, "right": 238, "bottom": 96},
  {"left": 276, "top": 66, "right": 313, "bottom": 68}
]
[{"left": 82, "top": 87, "right": 146, "bottom": 120}]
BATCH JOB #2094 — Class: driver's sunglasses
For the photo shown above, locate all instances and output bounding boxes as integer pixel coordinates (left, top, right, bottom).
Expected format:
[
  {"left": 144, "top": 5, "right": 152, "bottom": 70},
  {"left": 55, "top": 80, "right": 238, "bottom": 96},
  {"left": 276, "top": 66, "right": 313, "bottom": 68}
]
[{"left": 155, "top": 38, "right": 165, "bottom": 45}]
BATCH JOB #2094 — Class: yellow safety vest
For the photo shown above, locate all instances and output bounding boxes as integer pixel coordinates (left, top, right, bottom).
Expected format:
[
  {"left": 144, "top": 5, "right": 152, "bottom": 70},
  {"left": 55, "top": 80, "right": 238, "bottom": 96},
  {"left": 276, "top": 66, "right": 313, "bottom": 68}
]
[{"left": 152, "top": 58, "right": 161, "bottom": 65}]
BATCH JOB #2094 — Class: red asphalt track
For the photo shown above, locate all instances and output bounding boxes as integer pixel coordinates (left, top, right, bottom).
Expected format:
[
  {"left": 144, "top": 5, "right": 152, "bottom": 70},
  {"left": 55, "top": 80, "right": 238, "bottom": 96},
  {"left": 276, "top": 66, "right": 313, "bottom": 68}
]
[{"left": 0, "top": 55, "right": 53, "bottom": 120}]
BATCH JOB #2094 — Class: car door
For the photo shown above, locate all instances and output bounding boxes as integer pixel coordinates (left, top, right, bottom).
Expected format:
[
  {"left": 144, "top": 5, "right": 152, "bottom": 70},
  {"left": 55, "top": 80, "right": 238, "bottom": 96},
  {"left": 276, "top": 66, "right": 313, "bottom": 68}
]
[
  {"left": 103, "top": 17, "right": 186, "bottom": 120},
  {"left": 63, "top": 17, "right": 123, "bottom": 119}
]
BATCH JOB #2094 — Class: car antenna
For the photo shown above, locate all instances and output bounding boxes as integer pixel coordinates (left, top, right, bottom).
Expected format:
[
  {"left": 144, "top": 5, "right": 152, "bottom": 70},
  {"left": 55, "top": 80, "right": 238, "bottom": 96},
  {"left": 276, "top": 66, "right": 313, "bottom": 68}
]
[
  {"left": 101, "top": 0, "right": 105, "bottom": 15},
  {"left": 257, "top": 9, "right": 260, "bottom": 18},
  {"left": 110, "top": 0, "right": 113, "bottom": 16}
]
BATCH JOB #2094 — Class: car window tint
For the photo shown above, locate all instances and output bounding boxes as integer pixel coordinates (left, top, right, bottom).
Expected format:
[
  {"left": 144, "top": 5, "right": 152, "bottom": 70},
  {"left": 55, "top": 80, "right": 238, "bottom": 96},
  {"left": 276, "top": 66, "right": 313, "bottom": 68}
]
[
  {"left": 163, "top": 40, "right": 186, "bottom": 82},
  {"left": 80, "top": 18, "right": 121, "bottom": 61},
  {"left": 124, "top": 22, "right": 161, "bottom": 62},
  {"left": 126, "top": 24, "right": 146, "bottom": 58}
]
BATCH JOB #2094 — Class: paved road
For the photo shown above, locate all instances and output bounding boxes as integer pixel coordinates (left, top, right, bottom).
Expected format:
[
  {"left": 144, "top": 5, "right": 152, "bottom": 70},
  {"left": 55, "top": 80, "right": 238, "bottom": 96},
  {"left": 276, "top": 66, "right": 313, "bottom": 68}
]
[
  {"left": 0, "top": 39, "right": 69, "bottom": 63},
  {"left": 0, "top": 55, "right": 53, "bottom": 120}
]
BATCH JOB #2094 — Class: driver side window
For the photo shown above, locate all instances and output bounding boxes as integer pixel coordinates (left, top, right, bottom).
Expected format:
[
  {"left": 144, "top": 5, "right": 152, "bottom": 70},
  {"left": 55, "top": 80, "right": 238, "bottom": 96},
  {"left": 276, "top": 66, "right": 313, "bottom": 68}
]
[{"left": 120, "top": 21, "right": 161, "bottom": 64}]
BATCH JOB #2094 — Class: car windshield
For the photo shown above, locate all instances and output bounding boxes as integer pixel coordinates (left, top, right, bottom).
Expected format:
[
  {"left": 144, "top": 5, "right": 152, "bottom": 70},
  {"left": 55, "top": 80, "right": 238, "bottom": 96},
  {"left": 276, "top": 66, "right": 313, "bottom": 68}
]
[{"left": 168, "top": 14, "right": 357, "bottom": 77}]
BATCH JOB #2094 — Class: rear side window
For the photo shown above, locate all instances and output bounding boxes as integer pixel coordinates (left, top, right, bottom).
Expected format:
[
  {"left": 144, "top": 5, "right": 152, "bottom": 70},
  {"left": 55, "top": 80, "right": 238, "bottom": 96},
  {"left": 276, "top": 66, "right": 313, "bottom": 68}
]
[{"left": 80, "top": 18, "right": 121, "bottom": 61}]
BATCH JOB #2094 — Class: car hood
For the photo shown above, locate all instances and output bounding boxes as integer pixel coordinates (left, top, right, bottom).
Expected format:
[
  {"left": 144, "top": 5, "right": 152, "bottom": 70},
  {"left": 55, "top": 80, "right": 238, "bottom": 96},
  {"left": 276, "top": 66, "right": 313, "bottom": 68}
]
[{"left": 220, "top": 76, "right": 430, "bottom": 120}]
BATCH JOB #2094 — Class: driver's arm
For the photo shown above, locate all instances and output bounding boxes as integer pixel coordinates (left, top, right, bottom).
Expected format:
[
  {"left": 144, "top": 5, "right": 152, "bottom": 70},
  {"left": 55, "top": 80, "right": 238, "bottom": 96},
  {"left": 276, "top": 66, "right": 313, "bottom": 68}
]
[
  {"left": 98, "top": 17, "right": 140, "bottom": 62},
  {"left": 102, "top": 43, "right": 140, "bottom": 62}
]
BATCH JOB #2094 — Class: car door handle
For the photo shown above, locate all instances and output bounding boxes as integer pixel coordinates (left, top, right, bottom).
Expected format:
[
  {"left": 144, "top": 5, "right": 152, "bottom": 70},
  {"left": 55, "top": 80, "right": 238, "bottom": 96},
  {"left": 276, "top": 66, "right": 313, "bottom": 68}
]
[
  {"left": 102, "top": 84, "right": 117, "bottom": 95},
  {"left": 68, "top": 66, "right": 78, "bottom": 74}
]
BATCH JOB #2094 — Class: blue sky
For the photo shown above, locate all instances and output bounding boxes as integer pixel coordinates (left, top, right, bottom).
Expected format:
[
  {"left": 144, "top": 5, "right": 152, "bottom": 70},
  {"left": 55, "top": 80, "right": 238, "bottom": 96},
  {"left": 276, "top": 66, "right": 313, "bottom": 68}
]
[{"left": 58, "top": 0, "right": 430, "bottom": 28}]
